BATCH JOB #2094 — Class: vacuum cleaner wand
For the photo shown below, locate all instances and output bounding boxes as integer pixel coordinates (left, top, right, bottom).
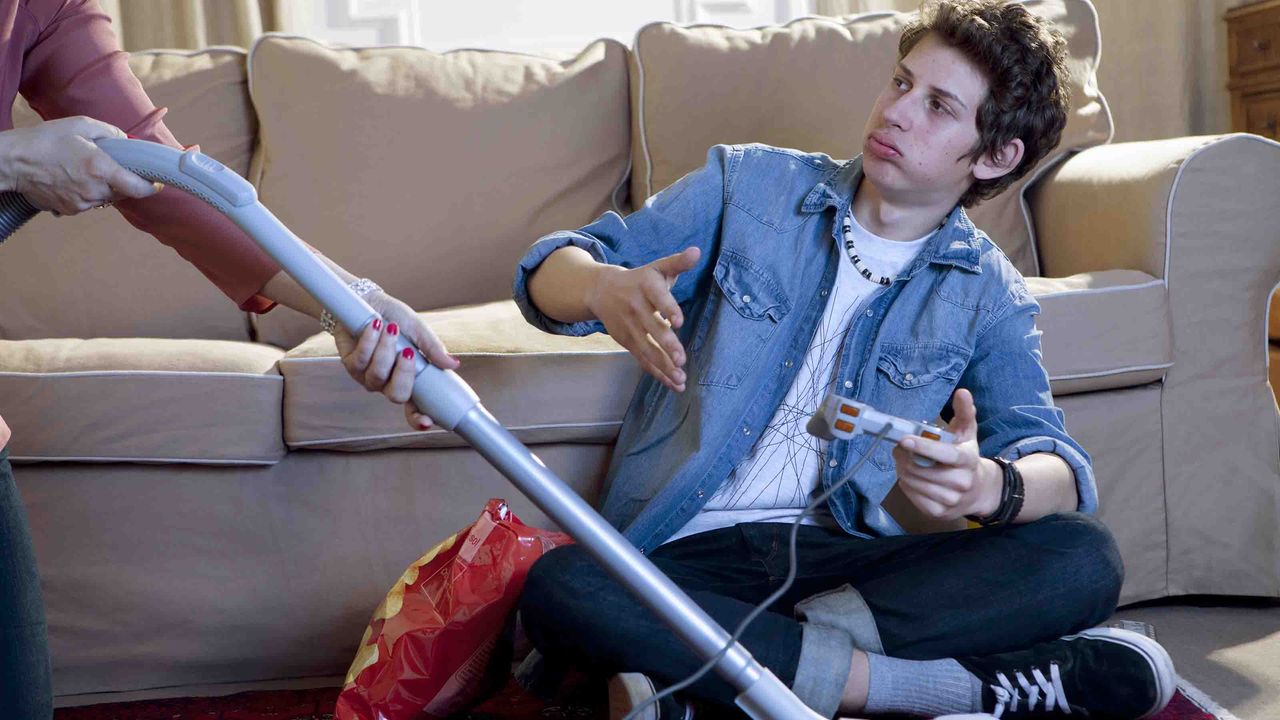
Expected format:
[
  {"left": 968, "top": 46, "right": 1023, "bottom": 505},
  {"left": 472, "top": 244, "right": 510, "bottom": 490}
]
[{"left": 0, "top": 139, "right": 822, "bottom": 720}]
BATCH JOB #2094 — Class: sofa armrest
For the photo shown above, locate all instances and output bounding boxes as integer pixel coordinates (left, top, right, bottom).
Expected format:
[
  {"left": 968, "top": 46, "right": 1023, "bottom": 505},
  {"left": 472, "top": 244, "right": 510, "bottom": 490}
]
[
  {"left": 1030, "top": 133, "right": 1280, "bottom": 597},
  {"left": 1031, "top": 134, "right": 1280, "bottom": 282}
]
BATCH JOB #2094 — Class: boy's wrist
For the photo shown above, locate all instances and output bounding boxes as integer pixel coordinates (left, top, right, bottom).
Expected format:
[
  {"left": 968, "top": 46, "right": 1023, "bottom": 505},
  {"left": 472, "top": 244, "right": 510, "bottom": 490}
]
[
  {"left": 973, "top": 457, "right": 1004, "bottom": 518},
  {"left": 582, "top": 262, "right": 622, "bottom": 318}
]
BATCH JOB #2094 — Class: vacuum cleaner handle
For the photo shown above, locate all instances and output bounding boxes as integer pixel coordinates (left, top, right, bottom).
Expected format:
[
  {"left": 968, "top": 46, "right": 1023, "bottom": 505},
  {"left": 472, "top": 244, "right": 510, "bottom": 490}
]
[{"left": 0, "top": 138, "right": 480, "bottom": 429}]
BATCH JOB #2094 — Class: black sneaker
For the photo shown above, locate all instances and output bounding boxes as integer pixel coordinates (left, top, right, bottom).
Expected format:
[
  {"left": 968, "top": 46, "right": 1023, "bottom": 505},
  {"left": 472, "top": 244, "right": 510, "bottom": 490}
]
[
  {"left": 956, "top": 627, "right": 1176, "bottom": 719},
  {"left": 608, "top": 672, "right": 694, "bottom": 720}
]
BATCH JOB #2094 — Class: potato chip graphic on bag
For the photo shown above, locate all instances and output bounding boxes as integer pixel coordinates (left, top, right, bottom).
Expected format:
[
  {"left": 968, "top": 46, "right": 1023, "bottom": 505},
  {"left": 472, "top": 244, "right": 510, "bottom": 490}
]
[{"left": 336, "top": 498, "right": 573, "bottom": 720}]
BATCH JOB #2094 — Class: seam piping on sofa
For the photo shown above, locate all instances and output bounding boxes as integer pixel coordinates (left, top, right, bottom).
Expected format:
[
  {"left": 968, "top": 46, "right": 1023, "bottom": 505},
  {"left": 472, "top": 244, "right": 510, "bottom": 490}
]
[
  {"left": 1032, "top": 278, "right": 1164, "bottom": 299},
  {"left": 10, "top": 455, "right": 280, "bottom": 466},
  {"left": 0, "top": 370, "right": 282, "bottom": 379},
  {"left": 611, "top": 152, "right": 633, "bottom": 215},
  {"left": 633, "top": 22, "right": 653, "bottom": 198},
  {"left": 133, "top": 47, "right": 247, "bottom": 60},
  {"left": 1048, "top": 362, "right": 1173, "bottom": 382}
]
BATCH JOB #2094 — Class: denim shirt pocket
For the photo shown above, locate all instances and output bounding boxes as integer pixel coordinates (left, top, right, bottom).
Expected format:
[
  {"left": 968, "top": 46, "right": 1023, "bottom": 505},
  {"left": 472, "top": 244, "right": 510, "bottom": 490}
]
[
  {"left": 867, "top": 341, "right": 970, "bottom": 471},
  {"left": 689, "top": 250, "right": 791, "bottom": 388}
]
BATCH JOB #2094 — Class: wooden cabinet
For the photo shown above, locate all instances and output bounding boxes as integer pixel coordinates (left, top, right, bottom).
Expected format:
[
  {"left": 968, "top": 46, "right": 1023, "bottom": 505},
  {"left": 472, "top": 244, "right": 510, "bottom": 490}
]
[
  {"left": 1228, "top": 1, "right": 1280, "bottom": 403},
  {"left": 1228, "top": 0, "right": 1280, "bottom": 143}
]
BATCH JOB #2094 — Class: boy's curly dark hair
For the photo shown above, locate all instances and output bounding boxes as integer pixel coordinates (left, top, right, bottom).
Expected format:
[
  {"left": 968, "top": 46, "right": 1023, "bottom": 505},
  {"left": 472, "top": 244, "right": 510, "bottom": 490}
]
[{"left": 899, "top": 0, "right": 1071, "bottom": 208}]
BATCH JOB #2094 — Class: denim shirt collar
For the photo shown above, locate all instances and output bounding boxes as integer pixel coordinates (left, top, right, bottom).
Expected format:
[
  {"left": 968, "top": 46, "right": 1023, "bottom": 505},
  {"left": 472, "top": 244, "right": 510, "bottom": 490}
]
[{"left": 801, "top": 155, "right": 983, "bottom": 276}]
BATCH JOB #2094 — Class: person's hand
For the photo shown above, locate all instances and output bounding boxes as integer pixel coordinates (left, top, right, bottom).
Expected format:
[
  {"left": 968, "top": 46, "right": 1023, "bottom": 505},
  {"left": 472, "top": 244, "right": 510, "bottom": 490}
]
[
  {"left": 333, "top": 291, "right": 460, "bottom": 430},
  {"left": 0, "top": 414, "right": 10, "bottom": 451},
  {"left": 891, "top": 388, "right": 1002, "bottom": 521},
  {"left": 0, "top": 116, "right": 160, "bottom": 216},
  {"left": 585, "top": 246, "right": 700, "bottom": 392}
]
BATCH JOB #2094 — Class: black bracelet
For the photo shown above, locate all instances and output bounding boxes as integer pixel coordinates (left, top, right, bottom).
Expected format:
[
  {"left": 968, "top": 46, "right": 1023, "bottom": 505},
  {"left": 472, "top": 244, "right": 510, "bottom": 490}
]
[
  {"left": 967, "top": 453, "right": 1029, "bottom": 527},
  {"left": 1001, "top": 458, "right": 1025, "bottom": 525}
]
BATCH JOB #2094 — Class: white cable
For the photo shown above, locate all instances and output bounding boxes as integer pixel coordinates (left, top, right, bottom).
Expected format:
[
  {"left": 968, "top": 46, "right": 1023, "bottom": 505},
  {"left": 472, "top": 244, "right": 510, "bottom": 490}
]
[{"left": 623, "top": 424, "right": 894, "bottom": 720}]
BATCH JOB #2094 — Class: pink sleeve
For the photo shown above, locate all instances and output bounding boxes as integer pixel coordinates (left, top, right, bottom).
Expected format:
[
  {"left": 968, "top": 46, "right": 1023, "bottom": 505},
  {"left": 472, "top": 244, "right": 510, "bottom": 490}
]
[{"left": 18, "top": 0, "right": 280, "bottom": 313}]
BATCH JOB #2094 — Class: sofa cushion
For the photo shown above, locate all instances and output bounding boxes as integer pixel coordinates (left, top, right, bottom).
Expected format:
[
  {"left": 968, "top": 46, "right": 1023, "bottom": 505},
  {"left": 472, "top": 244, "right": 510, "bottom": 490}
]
[
  {"left": 0, "top": 339, "right": 285, "bottom": 464},
  {"left": 280, "top": 301, "right": 638, "bottom": 451},
  {"left": 247, "top": 35, "right": 633, "bottom": 350},
  {"left": 2, "top": 49, "right": 257, "bottom": 341},
  {"left": 1028, "top": 269, "right": 1171, "bottom": 395},
  {"left": 281, "top": 273, "right": 1164, "bottom": 452},
  {"left": 629, "top": 0, "right": 1111, "bottom": 277}
]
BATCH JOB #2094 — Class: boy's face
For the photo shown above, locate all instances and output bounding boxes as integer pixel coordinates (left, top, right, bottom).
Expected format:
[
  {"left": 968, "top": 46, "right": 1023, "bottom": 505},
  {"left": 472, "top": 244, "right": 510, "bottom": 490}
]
[{"left": 860, "top": 32, "right": 997, "bottom": 205}]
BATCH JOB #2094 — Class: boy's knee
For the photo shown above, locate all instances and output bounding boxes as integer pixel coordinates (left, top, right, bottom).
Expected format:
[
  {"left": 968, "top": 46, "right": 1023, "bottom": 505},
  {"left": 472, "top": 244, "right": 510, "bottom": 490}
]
[
  {"left": 1053, "top": 513, "right": 1122, "bottom": 573},
  {"left": 1028, "top": 512, "right": 1125, "bottom": 619},
  {"left": 519, "top": 544, "right": 595, "bottom": 626},
  {"left": 523, "top": 544, "right": 579, "bottom": 600}
]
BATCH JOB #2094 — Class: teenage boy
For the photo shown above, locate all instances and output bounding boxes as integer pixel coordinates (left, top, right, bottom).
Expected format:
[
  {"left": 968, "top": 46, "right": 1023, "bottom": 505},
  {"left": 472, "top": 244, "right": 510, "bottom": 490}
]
[{"left": 512, "top": 2, "right": 1175, "bottom": 718}]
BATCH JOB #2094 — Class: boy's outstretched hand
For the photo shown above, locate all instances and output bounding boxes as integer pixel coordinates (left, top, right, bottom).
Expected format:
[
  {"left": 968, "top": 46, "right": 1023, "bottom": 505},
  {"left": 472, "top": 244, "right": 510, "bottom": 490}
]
[
  {"left": 586, "top": 246, "right": 701, "bottom": 392},
  {"left": 891, "top": 387, "right": 1003, "bottom": 522}
]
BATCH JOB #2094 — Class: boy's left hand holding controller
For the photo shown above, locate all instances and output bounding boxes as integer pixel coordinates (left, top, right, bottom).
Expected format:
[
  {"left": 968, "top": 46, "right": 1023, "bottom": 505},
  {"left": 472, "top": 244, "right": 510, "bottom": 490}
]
[{"left": 892, "top": 388, "right": 1002, "bottom": 522}]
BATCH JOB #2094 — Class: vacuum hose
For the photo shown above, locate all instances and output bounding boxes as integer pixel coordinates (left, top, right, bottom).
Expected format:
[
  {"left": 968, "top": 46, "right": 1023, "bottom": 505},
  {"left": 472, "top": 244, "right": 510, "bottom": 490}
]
[
  {"left": 0, "top": 139, "right": 820, "bottom": 720},
  {"left": 0, "top": 189, "right": 38, "bottom": 242}
]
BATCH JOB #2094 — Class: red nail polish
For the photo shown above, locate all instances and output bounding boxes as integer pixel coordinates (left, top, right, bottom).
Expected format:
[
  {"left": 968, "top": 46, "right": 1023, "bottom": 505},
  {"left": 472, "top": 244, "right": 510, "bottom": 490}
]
[
  {"left": 372, "top": 318, "right": 381, "bottom": 331},
  {"left": 388, "top": 323, "right": 398, "bottom": 336},
  {"left": 402, "top": 348, "right": 414, "bottom": 359},
  {"left": 419, "top": 420, "right": 432, "bottom": 429}
]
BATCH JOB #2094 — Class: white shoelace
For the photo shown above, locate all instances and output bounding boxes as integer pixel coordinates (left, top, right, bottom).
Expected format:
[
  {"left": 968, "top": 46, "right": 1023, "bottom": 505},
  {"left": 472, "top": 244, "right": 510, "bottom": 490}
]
[{"left": 990, "top": 662, "right": 1072, "bottom": 716}]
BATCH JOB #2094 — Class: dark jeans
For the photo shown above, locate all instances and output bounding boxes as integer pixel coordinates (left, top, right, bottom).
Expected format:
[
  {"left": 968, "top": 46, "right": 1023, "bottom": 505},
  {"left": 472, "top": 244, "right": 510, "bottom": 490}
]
[
  {"left": 519, "top": 512, "right": 1122, "bottom": 710},
  {"left": 1, "top": 448, "right": 53, "bottom": 720}
]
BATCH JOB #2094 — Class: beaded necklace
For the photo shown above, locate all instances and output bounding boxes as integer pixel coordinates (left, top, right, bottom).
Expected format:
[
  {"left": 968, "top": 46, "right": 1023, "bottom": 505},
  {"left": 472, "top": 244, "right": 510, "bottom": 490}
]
[
  {"left": 840, "top": 208, "right": 943, "bottom": 287},
  {"left": 840, "top": 211, "right": 893, "bottom": 287}
]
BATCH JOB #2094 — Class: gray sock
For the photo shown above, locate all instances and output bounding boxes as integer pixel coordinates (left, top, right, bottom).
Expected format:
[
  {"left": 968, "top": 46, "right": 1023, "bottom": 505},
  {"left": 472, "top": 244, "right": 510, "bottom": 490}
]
[{"left": 862, "top": 653, "right": 984, "bottom": 717}]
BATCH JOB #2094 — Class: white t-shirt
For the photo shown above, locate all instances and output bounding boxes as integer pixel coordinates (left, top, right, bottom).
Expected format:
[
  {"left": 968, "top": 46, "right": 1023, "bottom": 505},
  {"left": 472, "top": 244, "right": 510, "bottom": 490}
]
[{"left": 663, "top": 210, "right": 936, "bottom": 545}]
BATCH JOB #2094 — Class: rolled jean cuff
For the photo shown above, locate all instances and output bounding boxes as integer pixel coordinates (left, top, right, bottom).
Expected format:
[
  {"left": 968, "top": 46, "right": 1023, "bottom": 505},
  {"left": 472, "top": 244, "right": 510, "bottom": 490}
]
[
  {"left": 790, "top": 584, "right": 885, "bottom": 717},
  {"left": 793, "top": 621, "right": 855, "bottom": 718},
  {"left": 795, "top": 583, "right": 884, "bottom": 654}
]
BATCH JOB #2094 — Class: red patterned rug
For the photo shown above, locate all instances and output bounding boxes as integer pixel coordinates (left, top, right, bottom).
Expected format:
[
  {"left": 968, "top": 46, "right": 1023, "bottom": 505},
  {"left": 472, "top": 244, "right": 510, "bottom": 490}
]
[{"left": 51, "top": 677, "right": 1237, "bottom": 720}]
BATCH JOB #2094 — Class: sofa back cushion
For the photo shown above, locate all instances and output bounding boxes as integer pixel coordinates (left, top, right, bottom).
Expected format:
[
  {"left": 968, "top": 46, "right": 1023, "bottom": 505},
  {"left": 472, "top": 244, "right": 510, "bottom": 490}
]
[
  {"left": 1, "top": 49, "right": 257, "bottom": 341},
  {"left": 248, "top": 35, "right": 632, "bottom": 349},
  {"left": 629, "top": 0, "right": 1111, "bottom": 276}
]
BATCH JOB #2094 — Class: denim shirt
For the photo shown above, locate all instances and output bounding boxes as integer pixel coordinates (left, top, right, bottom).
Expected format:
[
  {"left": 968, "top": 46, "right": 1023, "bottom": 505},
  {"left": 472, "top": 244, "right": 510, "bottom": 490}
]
[{"left": 512, "top": 144, "right": 1096, "bottom": 554}]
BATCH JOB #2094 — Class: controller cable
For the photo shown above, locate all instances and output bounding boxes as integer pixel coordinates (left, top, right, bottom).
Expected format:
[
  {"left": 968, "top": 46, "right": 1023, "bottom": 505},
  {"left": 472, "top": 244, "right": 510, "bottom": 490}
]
[{"left": 623, "top": 423, "right": 894, "bottom": 720}]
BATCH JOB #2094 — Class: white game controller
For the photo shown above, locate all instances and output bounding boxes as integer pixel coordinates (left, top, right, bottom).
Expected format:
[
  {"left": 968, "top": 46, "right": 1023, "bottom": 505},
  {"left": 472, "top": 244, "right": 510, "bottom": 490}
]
[{"left": 806, "top": 393, "right": 955, "bottom": 467}]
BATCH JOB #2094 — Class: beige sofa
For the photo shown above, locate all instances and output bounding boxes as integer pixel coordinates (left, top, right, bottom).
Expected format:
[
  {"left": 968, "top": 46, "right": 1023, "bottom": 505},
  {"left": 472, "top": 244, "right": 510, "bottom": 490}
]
[{"left": 2, "top": 0, "right": 1278, "bottom": 701}]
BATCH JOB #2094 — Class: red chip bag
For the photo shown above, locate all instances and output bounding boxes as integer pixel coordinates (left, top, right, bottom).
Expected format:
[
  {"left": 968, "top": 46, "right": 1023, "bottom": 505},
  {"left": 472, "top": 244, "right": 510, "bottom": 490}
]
[{"left": 336, "top": 498, "right": 573, "bottom": 720}]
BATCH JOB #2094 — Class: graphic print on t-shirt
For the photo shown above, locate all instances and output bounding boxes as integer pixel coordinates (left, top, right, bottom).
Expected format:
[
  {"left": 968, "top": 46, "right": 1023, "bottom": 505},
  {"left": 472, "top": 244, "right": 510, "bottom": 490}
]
[{"left": 663, "top": 208, "right": 937, "bottom": 545}]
